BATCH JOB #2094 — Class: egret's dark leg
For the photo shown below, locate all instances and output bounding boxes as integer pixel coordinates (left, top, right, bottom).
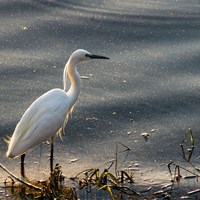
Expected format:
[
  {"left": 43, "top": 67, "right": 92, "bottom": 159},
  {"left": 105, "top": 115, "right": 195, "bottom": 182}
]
[
  {"left": 50, "top": 136, "right": 54, "bottom": 172},
  {"left": 21, "top": 154, "right": 25, "bottom": 180}
]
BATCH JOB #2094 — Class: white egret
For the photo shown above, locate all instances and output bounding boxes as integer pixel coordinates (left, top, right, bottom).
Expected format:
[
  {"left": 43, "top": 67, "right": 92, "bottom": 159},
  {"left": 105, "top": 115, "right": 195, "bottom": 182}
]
[{"left": 5, "top": 49, "right": 109, "bottom": 178}]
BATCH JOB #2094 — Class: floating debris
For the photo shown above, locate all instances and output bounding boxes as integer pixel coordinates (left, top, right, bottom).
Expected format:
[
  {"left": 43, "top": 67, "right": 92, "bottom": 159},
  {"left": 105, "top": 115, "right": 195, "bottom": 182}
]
[
  {"left": 80, "top": 75, "right": 89, "bottom": 79},
  {"left": 134, "top": 163, "right": 139, "bottom": 167},
  {"left": 153, "top": 190, "right": 168, "bottom": 198},
  {"left": 141, "top": 132, "right": 150, "bottom": 139},
  {"left": 121, "top": 167, "right": 139, "bottom": 171},
  {"left": 150, "top": 128, "right": 158, "bottom": 133},
  {"left": 188, "top": 189, "right": 200, "bottom": 195},
  {"left": 69, "top": 158, "right": 79, "bottom": 164},
  {"left": 183, "top": 175, "right": 196, "bottom": 179},
  {"left": 161, "top": 183, "right": 172, "bottom": 190},
  {"left": 86, "top": 117, "right": 98, "bottom": 121},
  {"left": 140, "top": 129, "right": 158, "bottom": 140},
  {"left": 21, "top": 26, "right": 28, "bottom": 30},
  {"left": 180, "top": 196, "right": 194, "bottom": 199},
  {"left": 140, "top": 187, "right": 152, "bottom": 194}
]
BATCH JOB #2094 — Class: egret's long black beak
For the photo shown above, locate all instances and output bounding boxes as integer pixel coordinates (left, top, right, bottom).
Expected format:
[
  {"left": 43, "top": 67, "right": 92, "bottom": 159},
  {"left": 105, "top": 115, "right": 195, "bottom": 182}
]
[{"left": 86, "top": 54, "right": 110, "bottom": 59}]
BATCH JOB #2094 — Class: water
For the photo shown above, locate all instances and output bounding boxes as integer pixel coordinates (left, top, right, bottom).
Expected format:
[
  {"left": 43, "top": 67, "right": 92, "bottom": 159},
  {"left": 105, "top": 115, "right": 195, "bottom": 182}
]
[{"left": 1, "top": 1, "right": 200, "bottom": 198}]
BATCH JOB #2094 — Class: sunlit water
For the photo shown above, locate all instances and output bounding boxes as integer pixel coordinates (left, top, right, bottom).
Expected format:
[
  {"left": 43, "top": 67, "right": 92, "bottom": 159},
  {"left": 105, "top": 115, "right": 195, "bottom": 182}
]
[{"left": 0, "top": 1, "right": 200, "bottom": 197}]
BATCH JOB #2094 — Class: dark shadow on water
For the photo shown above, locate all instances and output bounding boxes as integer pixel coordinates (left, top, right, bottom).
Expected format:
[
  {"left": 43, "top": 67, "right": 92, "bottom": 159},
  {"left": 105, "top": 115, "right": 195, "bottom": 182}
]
[{"left": 1, "top": 0, "right": 200, "bottom": 51}]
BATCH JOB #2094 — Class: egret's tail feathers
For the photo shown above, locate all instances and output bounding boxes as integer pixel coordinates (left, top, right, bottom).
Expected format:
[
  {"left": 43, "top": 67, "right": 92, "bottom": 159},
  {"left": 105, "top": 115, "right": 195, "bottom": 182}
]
[
  {"left": 4, "top": 136, "right": 13, "bottom": 158},
  {"left": 4, "top": 136, "right": 18, "bottom": 158},
  {"left": 3, "top": 136, "right": 11, "bottom": 145},
  {"left": 6, "top": 148, "right": 21, "bottom": 158},
  {"left": 5, "top": 151, "right": 10, "bottom": 158},
  {"left": 5, "top": 149, "right": 13, "bottom": 158},
  {"left": 57, "top": 128, "right": 64, "bottom": 141}
]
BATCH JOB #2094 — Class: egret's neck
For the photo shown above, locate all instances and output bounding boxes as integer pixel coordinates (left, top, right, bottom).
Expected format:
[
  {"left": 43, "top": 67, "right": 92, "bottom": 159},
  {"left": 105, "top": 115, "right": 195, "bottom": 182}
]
[{"left": 63, "top": 58, "right": 81, "bottom": 100}]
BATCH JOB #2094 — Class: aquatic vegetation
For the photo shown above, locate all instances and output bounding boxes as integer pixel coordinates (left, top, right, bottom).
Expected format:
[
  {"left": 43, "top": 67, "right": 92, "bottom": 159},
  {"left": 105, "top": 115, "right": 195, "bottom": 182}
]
[
  {"left": 1, "top": 130, "right": 200, "bottom": 199},
  {"left": 1, "top": 164, "right": 77, "bottom": 199}
]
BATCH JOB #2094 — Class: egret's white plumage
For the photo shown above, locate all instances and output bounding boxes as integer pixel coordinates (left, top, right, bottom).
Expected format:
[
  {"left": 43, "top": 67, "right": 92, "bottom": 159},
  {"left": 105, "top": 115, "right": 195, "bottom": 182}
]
[
  {"left": 6, "top": 49, "right": 109, "bottom": 171},
  {"left": 6, "top": 89, "right": 71, "bottom": 158}
]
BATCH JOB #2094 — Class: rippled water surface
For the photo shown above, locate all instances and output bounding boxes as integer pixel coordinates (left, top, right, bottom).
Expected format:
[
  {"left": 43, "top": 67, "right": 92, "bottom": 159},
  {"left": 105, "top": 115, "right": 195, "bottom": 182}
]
[{"left": 1, "top": 0, "right": 200, "bottom": 190}]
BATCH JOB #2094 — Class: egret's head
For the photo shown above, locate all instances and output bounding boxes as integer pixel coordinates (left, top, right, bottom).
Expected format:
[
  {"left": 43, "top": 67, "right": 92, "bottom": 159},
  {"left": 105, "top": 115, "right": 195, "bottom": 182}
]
[{"left": 70, "top": 49, "right": 109, "bottom": 63}]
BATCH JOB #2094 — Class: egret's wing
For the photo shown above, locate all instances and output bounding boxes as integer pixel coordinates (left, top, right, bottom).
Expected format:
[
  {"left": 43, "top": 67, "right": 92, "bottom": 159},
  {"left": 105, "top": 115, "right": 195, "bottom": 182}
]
[
  {"left": 20, "top": 89, "right": 69, "bottom": 142},
  {"left": 7, "top": 89, "right": 70, "bottom": 157}
]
